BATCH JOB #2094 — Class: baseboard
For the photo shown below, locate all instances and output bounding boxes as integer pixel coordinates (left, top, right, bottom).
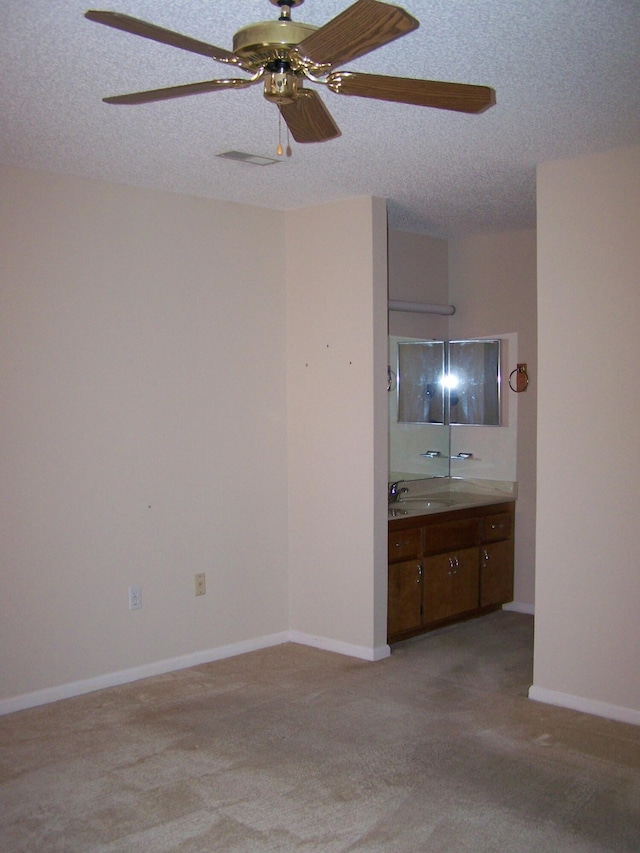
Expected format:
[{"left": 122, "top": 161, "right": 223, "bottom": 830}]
[
  {"left": 288, "top": 630, "right": 391, "bottom": 662},
  {"left": 503, "top": 601, "right": 535, "bottom": 615},
  {"left": 0, "top": 632, "right": 290, "bottom": 717},
  {"left": 0, "top": 630, "right": 391, "bottom": 716},
  {"left": 528, "top": 685, "right": 640, "bottom": 727}
]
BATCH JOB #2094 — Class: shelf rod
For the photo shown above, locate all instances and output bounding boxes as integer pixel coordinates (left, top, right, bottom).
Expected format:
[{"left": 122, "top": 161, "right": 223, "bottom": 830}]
[{"left": 388, "top": 299, "right": 456, "bottom": 316}]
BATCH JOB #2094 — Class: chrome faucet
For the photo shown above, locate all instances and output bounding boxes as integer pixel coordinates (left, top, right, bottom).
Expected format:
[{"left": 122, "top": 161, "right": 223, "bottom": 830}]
[{"left": 388, "top": 480, "right": 409, "bottom": 504}]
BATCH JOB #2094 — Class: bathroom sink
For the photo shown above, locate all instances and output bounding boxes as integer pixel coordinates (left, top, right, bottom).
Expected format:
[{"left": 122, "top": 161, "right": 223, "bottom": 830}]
[
  {"left": 397, "top": 498, "right": 454, "bottom": 509},
  {"left": 388, "top": 497, "right": 456, "bottom": 517}
]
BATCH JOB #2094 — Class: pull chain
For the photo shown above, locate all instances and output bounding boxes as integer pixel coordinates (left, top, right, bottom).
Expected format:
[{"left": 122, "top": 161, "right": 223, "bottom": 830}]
[
  {"left": 277, "top": 101, "right": 293, "bottom": 158},
  {"left": 277, "top": 102, "right": 283, "bottom": 157}
]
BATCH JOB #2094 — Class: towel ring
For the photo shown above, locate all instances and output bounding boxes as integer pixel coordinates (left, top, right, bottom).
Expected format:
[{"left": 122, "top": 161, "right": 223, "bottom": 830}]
[{"left": 509, "top": 365, "right": 529, "bottom": 393}]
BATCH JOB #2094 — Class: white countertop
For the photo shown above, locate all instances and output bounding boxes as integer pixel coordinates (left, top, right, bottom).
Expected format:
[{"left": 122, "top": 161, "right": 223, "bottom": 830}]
[{"left": 388, "top": 477, "right": 517, "bottom": 520}]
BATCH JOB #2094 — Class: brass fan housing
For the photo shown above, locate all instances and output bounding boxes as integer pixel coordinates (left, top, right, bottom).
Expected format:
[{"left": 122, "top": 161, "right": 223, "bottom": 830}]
[
  {"left": 232, "top": 19, "right": 317, "bottom": 69},
  {"left": 263, "top": 69, "right": 300, "bottom": 104}
]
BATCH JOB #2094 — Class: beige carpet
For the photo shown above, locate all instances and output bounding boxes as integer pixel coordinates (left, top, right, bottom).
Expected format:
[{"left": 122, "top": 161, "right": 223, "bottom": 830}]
[{"left": 1, "top": 612, "right": 639, "bottom": 852}]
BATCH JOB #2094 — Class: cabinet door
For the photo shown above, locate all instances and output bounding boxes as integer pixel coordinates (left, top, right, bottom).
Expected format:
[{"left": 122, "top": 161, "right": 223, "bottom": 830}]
[
  {"left": 388, "top": 560, "right": 423, "bottom": 639},
  {"left": 423, "top": 547, "right": 479, "bottom": 624},
  {"left": 480, "top": 539, "right": 514, "bottom": 607}
]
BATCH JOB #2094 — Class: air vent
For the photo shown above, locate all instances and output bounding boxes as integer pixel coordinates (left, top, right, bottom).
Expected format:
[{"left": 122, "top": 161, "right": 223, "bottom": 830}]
[{"left": 216, "top": 150, "right": 280, "bottom": 166}]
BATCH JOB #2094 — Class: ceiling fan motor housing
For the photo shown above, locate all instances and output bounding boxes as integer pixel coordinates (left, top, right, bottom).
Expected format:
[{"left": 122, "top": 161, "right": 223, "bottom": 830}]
[{"left": 232, "top": 19, "right": 317, "bottom": 70}]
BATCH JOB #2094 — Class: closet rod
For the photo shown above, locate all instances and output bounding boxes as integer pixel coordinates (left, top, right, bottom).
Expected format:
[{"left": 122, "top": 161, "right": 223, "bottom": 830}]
[{"left": 388, "top": 299, "right": 456, "bottom": 316}]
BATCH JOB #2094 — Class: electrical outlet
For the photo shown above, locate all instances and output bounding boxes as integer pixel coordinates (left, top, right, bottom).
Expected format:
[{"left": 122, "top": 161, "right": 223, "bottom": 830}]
[
  {"left": 128, "top": 585, "right": 142, "bottom": 610},
  {"left": 195, "top": 573, "right": 206, "bottom": 596}
]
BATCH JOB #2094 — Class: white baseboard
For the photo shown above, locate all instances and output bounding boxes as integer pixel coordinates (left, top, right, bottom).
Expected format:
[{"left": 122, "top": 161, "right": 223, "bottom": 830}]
[
  {"left": 0, "top": 630, "right": 391, "bottom": 716},
  {"left": 503, "top": 601, "right": 535, "bottom": 615},
  {"left": 0, "top": 632, "right": 289, "bottom": 717},
  {"left": 529, "top": 685, "right": 640, "bottom": 727},
  {"left": 289, "top": 630, "right": 391, "bottom": 662}
]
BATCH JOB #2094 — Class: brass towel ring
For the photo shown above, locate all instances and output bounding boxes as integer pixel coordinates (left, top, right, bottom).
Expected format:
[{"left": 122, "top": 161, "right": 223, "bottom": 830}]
[{"left": 509, "top": 364, "right": 529, "bottom": 393}]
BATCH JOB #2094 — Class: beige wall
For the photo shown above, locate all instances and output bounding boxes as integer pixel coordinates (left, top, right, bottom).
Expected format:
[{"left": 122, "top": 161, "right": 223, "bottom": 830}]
[
  {"left": 286, "top": 198, "right": 389, "bottom": 656},
  {"left": 0, "top": 166, "right": 290, "bottom": 705},
  {"left": 0, "top": 167, "right": 388, "bottom": 710},
  {"left": 388, "top": 229, "right": 449, "bottom": 339},
  {"left": 449, "top": 230, "right": 537, "bottom": 610},
  {"left": 532, "top": 145, "right": 640, "bottom": 724}
]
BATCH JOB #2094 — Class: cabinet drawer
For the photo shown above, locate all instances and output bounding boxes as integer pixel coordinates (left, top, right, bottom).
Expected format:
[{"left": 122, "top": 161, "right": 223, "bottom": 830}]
[
  {"left": 388, "top": 527, "right": 421, "bottom": 561},
  {"left": 423, "top": 518, "right": 479, "bottom": 556},
  {"left": 481, "top": 512, "right": 512, "bottom": 542}
]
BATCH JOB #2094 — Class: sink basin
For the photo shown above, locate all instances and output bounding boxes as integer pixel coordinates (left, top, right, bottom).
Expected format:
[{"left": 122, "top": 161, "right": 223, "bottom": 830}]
[
  {"left": 388, "top": 497, "right": 456, "bottom": 516},
  {"left": 397, "top": 498, "right": 454, "bottom": 509}
]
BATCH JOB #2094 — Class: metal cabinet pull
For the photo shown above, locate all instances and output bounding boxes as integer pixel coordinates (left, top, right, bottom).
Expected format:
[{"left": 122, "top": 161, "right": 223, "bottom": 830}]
[{"left": 417, "top": 564, "right": 423, "bottom": 583}]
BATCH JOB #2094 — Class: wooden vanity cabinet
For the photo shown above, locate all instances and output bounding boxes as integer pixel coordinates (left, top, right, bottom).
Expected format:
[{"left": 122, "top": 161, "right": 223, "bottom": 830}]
[
  {"left": 388, "top": 501, "right": 515, "bottom": 643},
  {"left": 388, "top": 559, "right": 423, "bottom": 638},
  {"left": 480, "top": 512, "right": 514, "bottom": 608},
  {"left": 422, "top": 547, "right": 479, "bottom": 624},
  {"left": 387, "top": 528, "right": 423, "bottom": 639}
]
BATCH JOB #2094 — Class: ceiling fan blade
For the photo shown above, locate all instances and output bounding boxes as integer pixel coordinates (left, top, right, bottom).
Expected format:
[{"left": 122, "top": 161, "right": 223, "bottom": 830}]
[
  {"left": 103, "top": 78, "right": 260, "bottom": 105},
  {"left": 279, "top": 90, "right": 341, "bottom": 143},
  {"left": 85, "top": 10, "right": 250, "bottom": 69},
  {"left": 293, "top": 0, "right": 418, "bottom": 70},
  {"left": 326, "top": 72, "right": 496, "bottom": 113}
]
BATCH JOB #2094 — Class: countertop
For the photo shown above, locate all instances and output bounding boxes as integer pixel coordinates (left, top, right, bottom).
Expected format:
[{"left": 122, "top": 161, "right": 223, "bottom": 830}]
[{"left": 388, "top": 477, "right": 517, "bottom": 521}]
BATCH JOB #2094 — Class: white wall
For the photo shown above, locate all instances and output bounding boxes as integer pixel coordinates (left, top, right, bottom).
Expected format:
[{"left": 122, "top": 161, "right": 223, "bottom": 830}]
[
  {"left": 286, "top": 197, "right": 389, "bottom": 657},
  {"left": 449, "top": 230, "right": 537, "bottom": 611},
  {"left": 0, "top": 166, "right": 289, "bottom": 707},
  {"left": 532, "top": 145, "right": 640, "bottom": 724}
]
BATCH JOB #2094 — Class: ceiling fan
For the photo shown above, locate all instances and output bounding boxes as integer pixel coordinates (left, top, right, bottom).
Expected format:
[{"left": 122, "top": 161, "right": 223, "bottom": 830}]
[{"left": 85, "top": 0, "right": 496, "bottom": 145}]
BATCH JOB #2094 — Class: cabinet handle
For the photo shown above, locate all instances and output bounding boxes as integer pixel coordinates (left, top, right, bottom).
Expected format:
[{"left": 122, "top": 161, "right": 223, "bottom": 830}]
[
  {"left": 483, "top": 549, "right": 489, "bottom": 562},
  {"left": 491, "top": 522, "right": 504, "bottom": 530},
  {"left": 417, "top": 564, "right": 423, "bottom": 583}
]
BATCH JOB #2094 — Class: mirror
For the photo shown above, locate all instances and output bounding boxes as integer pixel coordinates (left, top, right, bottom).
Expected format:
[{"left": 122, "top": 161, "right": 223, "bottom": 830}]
[
  {"left": 389, "top": 337, "right": 449, "bottom": 480},
  {"left": 397, "top": 339, "right": 500, "bottom": 427},
  {"left": 449, "top": 340, "right": 501, "bottom": 426},
  {"left": 389, "top": 336, "right": 502, "bottom": 480},
  {"left": 397, "top": 341, "right": 445, "bottom": 424}
]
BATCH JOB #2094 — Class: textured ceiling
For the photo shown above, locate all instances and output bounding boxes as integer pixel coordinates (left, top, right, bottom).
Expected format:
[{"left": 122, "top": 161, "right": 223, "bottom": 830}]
[{"left": 2, "top": 0, "right": 639, "bottom": 237}]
